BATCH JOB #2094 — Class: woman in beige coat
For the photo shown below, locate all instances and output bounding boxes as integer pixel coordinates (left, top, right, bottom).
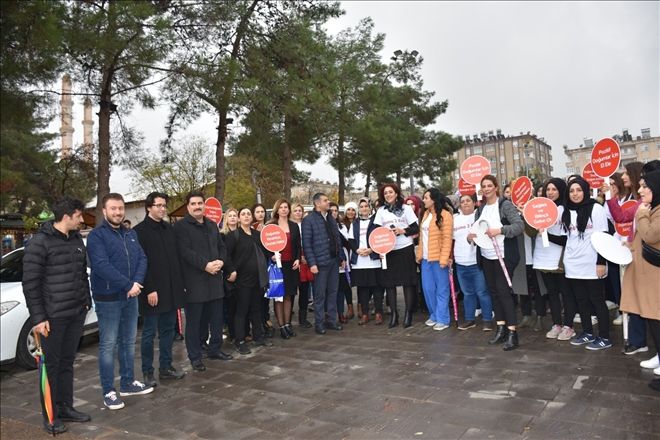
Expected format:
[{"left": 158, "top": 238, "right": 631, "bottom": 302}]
[{"left": 621, "top": 170, "right": 660, "bottom": 391}]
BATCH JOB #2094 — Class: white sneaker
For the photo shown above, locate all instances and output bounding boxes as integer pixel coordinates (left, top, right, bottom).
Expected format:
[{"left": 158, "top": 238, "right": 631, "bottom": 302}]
[
  {"left": 655, "top": 366, "right": 660, "bottom": 376},
  {"left": 425, "top": 319, "right": 436, "bottom": 327},
  {"left": 573, "top": 314, "right": 581, "bottom": 324},
  {"left": 605, "top": 300, "right": 618, "bottom": 310},
  {"left": 433, "top": 323, "right": 449, "bottom": 331},
  {"left": 546, "top": 324, "right": 562, "bottom": 339},
  {"left": 591, "top": 316, "right": 598, "bottom": 325},
  {"left": 612, "top": 314, "right": 623, "bottom": 326},
  {"left": 557, "top": 326, "right": 576, "bottom": 341},
  {"left": 475, "top": 309, "right": 482, "bottom": 317},
  {"left": 640, "top": 354, "right": 660, "bottom": 369}
]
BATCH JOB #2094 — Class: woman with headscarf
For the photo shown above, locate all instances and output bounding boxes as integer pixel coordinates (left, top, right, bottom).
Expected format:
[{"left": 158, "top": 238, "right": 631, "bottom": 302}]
[
  {"left": 621, "top": 171, "right": 660, "bottom": 389},
  {"left": 341, "top": 202, "right": 358, "bottom": 320},
  {"left": 531, "top": 178, "right": 578, "bottom": 341},
  {"left": 562, "top": 177, "right": 611, "bottom": 350}
]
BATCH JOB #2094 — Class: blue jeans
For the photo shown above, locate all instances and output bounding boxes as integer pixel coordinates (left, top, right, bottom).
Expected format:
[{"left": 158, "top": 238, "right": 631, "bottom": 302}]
[
  {"left": 95, "top": 297, "right": 139, "bottom": 395},
  {"left": 628, "top": 313, "right": 647, "bottom": 347},
  {"left": 421, "top": 260, "right": 450, "bottom": 325},
  {"left": 313, "top": 258, "right": 339, "bottom": 327},
  {"left": 141, "top": 310, "right": 177, "bottom": 374},
  {"left": 456, "top": 263, "right": 493, "bottom": 322}
]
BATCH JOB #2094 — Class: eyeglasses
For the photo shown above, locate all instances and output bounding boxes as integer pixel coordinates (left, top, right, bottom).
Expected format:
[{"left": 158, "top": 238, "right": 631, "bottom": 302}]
[{"left": 152, "top": 204, "right": 167, "bottom": 209}]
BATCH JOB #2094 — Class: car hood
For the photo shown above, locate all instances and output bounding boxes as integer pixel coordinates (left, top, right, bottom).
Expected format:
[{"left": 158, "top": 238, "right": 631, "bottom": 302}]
[{"left": 0, "top": 282, "right": 24, "bottom": 303}]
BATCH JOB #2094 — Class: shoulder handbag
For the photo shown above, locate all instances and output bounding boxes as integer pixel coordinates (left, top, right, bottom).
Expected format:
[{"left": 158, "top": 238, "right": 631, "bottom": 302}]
[{"left": 642, "top": 241, "right": 660, "bottom": 267}]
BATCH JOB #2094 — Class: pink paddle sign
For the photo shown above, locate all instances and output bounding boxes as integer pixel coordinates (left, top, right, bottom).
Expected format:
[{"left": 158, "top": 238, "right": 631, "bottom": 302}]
[
  {"left": 368, "top": 226, "right": 396, "bottom": 270},
  {"left": 591, "top": 138, "right": 621, "bottom": 200},
  {"left": 260, "top": 224, "right": 287, "bottom": 268},
  {"left": 523, "top": 197, "right": 559, "bottom": 248},
  {"left": 614, "top": 200, "right": 637, "bottom": 238},
  {"left": 511, "top": 176, "right": 533, "bottom": 207},
  {"left": 204, "top": 197, "right": 223, "bottom": 225},
  {"left": 582, "top": 163, "right": 605, "bottom": 199},
  {"left": 458, "top": 178, "right": 476, "bottom": 196},
  {"left": 460, "top": 155, "right": 491, "bottom": 196}
]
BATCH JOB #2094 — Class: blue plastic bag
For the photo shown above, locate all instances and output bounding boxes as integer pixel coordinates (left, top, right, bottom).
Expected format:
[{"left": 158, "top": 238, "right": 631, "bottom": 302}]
[{"left": 266, "top": 263, "right": 285, "bottom": 299}]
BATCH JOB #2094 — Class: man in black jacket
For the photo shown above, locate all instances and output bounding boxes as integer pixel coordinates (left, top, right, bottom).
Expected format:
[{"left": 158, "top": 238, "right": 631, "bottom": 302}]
[
  {"left": 134, "top": 192, "right": 186, "bottom": 387},
  {"left": 22, "top": 197, "right": 92, "bottom": 435},
  {"left": 174, "top": 191, "right": 233, "bottom": 372}
]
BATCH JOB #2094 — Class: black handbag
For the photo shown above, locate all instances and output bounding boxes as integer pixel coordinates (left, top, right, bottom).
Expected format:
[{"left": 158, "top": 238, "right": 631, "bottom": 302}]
[{"left": 642, "top": 240, "right": 660, "bottom": 267}]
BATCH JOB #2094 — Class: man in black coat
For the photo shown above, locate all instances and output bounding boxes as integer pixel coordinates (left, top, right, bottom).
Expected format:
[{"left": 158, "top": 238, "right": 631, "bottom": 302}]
[
  {"left": 134, "top": 192, "right": 186, "bottom": 387},
  {"left": 174, "top": 190, "right": 233, "bottom": 372},
  {"left": 22, "top": 197, "right": 92, "bottom": 435}
]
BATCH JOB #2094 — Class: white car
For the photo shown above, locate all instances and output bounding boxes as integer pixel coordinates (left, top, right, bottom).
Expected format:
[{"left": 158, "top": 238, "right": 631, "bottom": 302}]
[{"left": 1, "top": 247, "right": 98, "bottom": 369}]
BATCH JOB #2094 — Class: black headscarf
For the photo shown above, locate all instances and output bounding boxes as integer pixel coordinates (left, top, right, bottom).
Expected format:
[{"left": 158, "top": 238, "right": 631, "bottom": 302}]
[
  {"left": 562, "top": 177, "right": 596, "bottom": 239},
  {"left": 543, "top": 177, "right": 567, "bottom": 207},
  {"left": 643, "top": 170, "right": 660, "bottom": 209}
]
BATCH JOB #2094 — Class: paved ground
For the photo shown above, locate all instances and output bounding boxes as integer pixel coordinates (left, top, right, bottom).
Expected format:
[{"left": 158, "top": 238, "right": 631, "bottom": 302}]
[{"left": 2, "top": 304, "right": 659, "bottom": 440}]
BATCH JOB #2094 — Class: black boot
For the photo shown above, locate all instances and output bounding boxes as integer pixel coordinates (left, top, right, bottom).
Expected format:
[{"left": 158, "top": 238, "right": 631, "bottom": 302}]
[
  {"left": 298, "top": 309, "right": 312, "bottom": 328},
  {"left": 503, "top": 330, "right": 519, "bottom": 351},
  {"left": 387, "top": 289, "right": 399, "bottom": 328},
  {"left": 403, "top": 310, "right": 413, "bottom": 328},
  {"left": 488, "top": 325, "right": 508, "bottom": 344}
]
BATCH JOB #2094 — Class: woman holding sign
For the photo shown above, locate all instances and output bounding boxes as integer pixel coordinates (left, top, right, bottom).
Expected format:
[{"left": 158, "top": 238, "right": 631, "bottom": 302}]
[
  {"left": 374, "top": 184, "right": 420, "bottom": 328},
  {"left": 562, "top": 178, "right": 612, "bottom": 350},
  {"left": 267, "top": 199, "right": 301, "bottom": 339},
  {"left": 469, "top": 175, "right": 524, "bottom": 351},
  {"left": 416, "top": 188, "right": 454, "bottom": 331}
]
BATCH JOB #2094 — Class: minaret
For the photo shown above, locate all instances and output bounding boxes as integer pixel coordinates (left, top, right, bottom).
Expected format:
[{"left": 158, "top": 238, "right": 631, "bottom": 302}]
[
  {"left": 82, "top": 97, "right": 94, "bottom": 160},
  {"left": 60, "top": 74, "right": 74, "bottom": 158}
]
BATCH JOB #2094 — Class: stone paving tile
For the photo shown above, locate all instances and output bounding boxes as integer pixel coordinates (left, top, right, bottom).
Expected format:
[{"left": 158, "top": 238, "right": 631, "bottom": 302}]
[{"left": 2, "top": 306, "right": 659, "bottom": 439}]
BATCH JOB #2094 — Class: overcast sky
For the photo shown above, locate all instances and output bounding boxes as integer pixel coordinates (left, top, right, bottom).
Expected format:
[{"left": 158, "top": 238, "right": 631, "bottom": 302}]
[{"left": 58, "top": 1, "right": 659, "bottom": 197}]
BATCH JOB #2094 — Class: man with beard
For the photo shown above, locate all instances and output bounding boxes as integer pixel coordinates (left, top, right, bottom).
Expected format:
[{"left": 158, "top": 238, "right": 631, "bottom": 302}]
[
  {"left": 87, "top": 193, "right": 152, "bottom": 410},
  {"left": 174, "top": 191, "right": 233, "bottom": 372}
]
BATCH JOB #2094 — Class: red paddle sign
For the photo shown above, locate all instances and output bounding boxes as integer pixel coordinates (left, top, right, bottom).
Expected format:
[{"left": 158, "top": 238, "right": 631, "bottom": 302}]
[
  {"left": 460, "top": 155, "right": 491, "bottom": 185},
  {"left": 523, "top": 197, "right": 559, "bottom": 230},
  {"left": 511, "top": 176, "right": 533, "bottom": 207},
  {"left": 614, "top": 200, "right": 637, "bottom": 237},
  {"left": 582, "top": 163, "right": 605, "bottom": 189},
  {"left": 204, "top": 197, "right": 223, "bottom": 225},
  {"left": 591, "top": 138, "right": 621, "bottom": 178},
  {"left": 369, "top": 227, "right": 396, "bottom": 254},
  {"left": 458, "top": 178, "right": 476, "bottom": 196},
  {"left": 260, "top": 224, "right": 287, "bottom": 253}
]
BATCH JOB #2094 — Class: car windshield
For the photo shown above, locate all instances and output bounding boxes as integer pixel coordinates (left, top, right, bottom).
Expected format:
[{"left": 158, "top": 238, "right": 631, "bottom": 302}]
[{"left": 0, "top": 249, "right": 23, "bottom": 283}]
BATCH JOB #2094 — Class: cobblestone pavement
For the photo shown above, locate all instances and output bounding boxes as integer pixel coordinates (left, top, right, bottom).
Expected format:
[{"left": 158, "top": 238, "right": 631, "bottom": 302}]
[{"left": 2, "top": 309, "right": 659, "bottom": 439}]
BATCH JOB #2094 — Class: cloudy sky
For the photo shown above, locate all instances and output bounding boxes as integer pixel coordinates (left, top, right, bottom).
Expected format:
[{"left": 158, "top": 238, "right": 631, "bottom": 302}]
[{"left": 58, "top": 1, "right": 659, "bottom": 197}]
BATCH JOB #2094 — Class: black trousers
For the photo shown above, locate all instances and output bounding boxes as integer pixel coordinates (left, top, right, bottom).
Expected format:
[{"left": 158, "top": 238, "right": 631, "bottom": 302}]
[
  {"left": 540, "top": 271, "right": 576, "bottom": 327},
  {"left": 235, "top": 285, "right": 264, "bottom": 343},
  {"left": 41, "top": 309, "right": 86, "bottom": 414},
  {"left": 357, "top": 286, "right": 384, "bottom": 315},
  {"left": 566, "top": 278, "right": 609, "bottom": 339},
  {"left": 185, "top": 298, "right": 224, "bottom": 362},
  {"left": 520, "top": 265, "right": 547, "bottom": 316},
  {"left": 298, "top": 281, "right": 311, "bottom": 313},
  {"left": 339, "top": 273, "right": 353, "bottom": 306},
  {"left": 482, "top": 258, "right": 518, "bottom": 326},
  {"left": 648, "top": 319, "right": 660, "bottom": 356}
]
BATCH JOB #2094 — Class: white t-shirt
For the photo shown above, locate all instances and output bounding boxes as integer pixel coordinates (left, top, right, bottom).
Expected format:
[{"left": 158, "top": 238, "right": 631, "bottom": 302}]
[
  {"left": 564, "top": 203, "right": 608, "bottom": 279},
  {"left": 453, "top": 212, "right": 477, "bottom": 265},
  {"left": 524, "top": 234, "right": 533, "bottom": 265},
  {"left": 338, "top": 223, "right": 351, "bottom": 273},
  {"left": 479, "top": 202, "right": 505, "bottom": 261},
  {"left": 348, "top": 219, "right": 381, "bottom": 269},
  {"left": 421, "top": 214, "right": 432, "bottom": 260},
  {"left": 532, "top": 205, "right": 566, "bottom": 271},
  {"left": 374, "top": 204, "right": 418, "bottom": 250}
]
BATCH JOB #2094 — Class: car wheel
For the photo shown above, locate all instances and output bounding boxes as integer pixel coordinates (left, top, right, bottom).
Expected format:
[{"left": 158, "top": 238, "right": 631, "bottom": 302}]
[{"left": 16, "top": 320, "right": 38, "bottom": 370}]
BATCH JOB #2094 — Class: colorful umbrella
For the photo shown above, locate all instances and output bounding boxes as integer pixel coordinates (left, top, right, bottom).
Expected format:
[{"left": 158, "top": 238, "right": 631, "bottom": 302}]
[
  {"left": 448, "top": 266, "right": 458, "bottom": 325},
  {"left": 33, "top": 330, "right": 56, "bottom": 436}
]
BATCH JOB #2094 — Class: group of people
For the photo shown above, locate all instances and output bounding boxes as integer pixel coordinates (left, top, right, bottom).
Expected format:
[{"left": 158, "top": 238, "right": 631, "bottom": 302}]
[{"left": 21, "top": 160, "right": 660, "bottom": 434}]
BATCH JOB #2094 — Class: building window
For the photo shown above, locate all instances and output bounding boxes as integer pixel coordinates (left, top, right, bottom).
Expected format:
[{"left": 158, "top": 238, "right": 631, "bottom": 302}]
[
  {"left": 513, "top": 141, "right": 518, "bottom": 148},
  {"left": 640, "top": 144, "right": 648, "bottom": 152},
  {"left": 513, "top": 153, "right": 519, "bottom": 160},
  {"left": 473, "top": 146, "right": 482, "bottom": 154}
]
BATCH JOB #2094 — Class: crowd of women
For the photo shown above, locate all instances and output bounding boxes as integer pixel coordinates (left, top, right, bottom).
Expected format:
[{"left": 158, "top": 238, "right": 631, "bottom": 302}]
[{"left": 217, "top": 160, "right": 660, "bottom": 392}]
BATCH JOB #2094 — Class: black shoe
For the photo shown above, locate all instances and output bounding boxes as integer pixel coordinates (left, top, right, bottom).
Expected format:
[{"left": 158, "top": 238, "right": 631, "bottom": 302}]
[
  {"left": 44, "top": 419, "right": 67, "bottom": 435},
  {"left": 503, "top": 330, "right": 519, "bottom": 351},
  {"left": 299, "top": 319, "right": 312, "bottom": 328},
  {"left": 315, "top": 326, "right": 326, "bottom": 335},
  {"left": 264, "top": 327, "right": 274, "bottom": 338},
  {"left": 488, "top": 325, "right": 508, "bottom": 344},
  {"left": 284, "top": 324, "right": 296, "bottom": 337},
  {"left": 326, "top": 322, "right": 343, "bottom": 331},
  {"left": 57, "top": 404, "right": 91, "bottom": 423},
  {"left": 236, "top": 342, "right": 252, "bottom": 355},
  {"left": 191, "top": 359, "right": 206, "bottom": 372},
  {"left": 280, "top": 327, "right": 290, "bottom": 339},
  {"left": 403, "top": 310, "right": 413, "bottom": 328},
  {"left": 649, "top": 378, "right": 660, "bottom": 392},
  {"left": 254, "top": 338, "right": 273, "bottom": 347},
  {"left": 208, "top": 351, "right": 233, "bottom": 360},
  {"left": 388, "top": 312, "right": 399, "bottom": 329},
  {"left": 159, "top": 366, "right": 185, "bottom": 380},
  {"left": 143, "top": 372, "right": 157, "bottom": 388},
  {"left": 458, "top": 320, "right": 476, "bottom": 331},
  {"left": 174, "top": 333, "right": 184, "bottom": 341}
]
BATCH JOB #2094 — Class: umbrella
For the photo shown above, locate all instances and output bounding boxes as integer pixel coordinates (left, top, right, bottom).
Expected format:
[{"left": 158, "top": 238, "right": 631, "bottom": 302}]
[
  {"left": 448, "top": 265, "right": 458, "bottom": 325},
  {"left": 176, "top": 308, "right": 184, "bottom": 336},
  {"left": 33, "top": 330, "right": 56, "bottom": 436}
]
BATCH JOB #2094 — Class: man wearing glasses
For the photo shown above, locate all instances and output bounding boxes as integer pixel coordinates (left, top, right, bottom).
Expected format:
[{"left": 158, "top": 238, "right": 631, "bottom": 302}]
[{"left": 134, "top": 192, "right": 186, "bottom": 387}]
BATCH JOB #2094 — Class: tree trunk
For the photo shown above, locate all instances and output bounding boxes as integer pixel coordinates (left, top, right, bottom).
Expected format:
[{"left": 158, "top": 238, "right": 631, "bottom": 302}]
[
  {"left": 364, "top": 171, "right": 371, "bottom": 197},
  {"left": 395, "top": 170, "right": 402, "bottom": 189},
  {"left": 95, "top": 89, "right": 112, "bottom": 222},
  {"left": 337, "top": 134, "right": 345, "bottom": 205},
  {"left": 282, "top": 114, "right": 293, "bottom": 200},
  {"left": 214, "top": 112, "right": 227, "bottom": 200}
]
